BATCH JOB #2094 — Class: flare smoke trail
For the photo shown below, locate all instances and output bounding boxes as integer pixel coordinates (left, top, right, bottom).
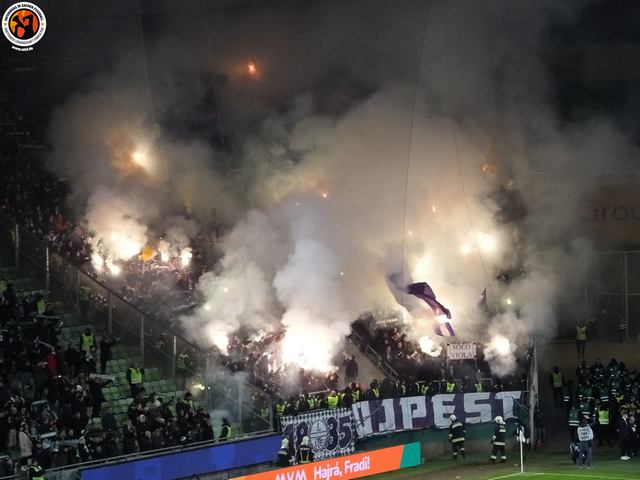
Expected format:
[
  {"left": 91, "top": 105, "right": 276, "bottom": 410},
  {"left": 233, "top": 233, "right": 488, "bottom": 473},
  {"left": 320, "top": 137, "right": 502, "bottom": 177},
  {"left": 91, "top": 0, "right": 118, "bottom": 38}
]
[{"left": 46, "top": 0, "right": 639, "bottom": 374}]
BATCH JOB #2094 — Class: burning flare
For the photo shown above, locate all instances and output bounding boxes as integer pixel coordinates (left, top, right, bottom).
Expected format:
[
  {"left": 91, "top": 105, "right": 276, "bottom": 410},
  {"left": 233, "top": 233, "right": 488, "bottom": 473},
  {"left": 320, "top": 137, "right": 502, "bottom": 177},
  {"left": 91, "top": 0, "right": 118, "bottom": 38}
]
[
  {"left": 490, "top": 335, "right": 511, "bottom": 356},
  {"left": 419, "top": 336, "right": 442, "bottom": 357}
]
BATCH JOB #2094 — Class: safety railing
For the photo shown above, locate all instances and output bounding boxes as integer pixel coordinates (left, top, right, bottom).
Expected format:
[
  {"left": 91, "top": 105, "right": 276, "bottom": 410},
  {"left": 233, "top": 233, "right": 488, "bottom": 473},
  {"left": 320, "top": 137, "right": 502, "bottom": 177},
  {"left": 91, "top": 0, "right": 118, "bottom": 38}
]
[
  {"left": 348, "top": 329, "right": 399, "bottom": 380},
  {"left": 0, "top": 211, "right": 271, "bottom": 434}
]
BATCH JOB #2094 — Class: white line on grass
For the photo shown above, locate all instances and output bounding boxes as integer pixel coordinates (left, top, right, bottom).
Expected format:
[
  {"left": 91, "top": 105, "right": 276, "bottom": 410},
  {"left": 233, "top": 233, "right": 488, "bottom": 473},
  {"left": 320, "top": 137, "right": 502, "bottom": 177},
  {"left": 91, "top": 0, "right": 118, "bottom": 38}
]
[
  {"left": 488, "top": 473, "right": 633, "bottom": 480},
  {"left": 488, "top": 474, "right": 543, "bottom": 479}
]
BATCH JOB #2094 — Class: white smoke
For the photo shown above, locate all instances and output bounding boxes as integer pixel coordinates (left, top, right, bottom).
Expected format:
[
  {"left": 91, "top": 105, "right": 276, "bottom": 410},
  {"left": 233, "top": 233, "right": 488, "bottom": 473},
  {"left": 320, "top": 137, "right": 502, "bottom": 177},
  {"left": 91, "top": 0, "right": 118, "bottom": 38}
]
[
  {"left": 47, "top": 56, "right": 237, "bottom": 269},
  {"left": 274, "top": 238, "right": 354, "bottom": 371},
  {"left": 46, "top": 1, "right": 640, "bottom": 377},
  {"left": 85, "top": 186, "right": 154, "bottom": 261}
]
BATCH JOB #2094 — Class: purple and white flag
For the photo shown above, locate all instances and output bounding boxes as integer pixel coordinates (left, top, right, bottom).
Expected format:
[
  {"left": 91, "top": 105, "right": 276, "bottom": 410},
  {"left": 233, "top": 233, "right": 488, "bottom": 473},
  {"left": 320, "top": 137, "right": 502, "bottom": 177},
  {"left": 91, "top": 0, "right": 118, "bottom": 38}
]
[
  {"left": 406, "top": 282, "right": 452, "bottom": 319},
  {"left": 434, "top": 322, "right": 455, "bottom": 337}
]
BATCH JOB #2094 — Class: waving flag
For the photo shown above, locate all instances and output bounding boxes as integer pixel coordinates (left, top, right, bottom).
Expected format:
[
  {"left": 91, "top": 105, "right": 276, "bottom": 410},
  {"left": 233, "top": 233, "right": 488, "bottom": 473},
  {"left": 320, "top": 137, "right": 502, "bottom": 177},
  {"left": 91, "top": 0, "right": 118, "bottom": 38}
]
[
  {"left": 434, "top": 322, "right": 455, "bottom": 337},
  {"left": 406, "top": 282, "right": 455, "bottom": 337},
  {"left": 386, "top": 274, "right": 456, "bottom": 337},
  {"left": 407, "top": 282, "right": 452, "bottom": 319}
]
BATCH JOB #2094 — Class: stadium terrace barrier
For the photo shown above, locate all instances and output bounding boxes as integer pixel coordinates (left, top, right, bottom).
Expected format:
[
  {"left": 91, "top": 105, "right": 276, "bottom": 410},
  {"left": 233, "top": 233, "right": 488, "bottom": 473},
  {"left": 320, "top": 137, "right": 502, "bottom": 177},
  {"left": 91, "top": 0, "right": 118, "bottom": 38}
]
[
  {"left": 79, "top": 433, "right": 283, "bottom": 480},
  {"left": 230, "top": 442, "right": 421, "bottom": 480}
]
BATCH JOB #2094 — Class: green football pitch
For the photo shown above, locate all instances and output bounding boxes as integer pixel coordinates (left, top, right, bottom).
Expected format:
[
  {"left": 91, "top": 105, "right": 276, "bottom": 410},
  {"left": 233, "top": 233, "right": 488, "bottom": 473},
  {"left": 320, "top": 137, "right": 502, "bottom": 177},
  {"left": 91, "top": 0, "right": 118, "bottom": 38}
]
[{"left": 373, "top": 448, "right": 639, "bottom": 480}]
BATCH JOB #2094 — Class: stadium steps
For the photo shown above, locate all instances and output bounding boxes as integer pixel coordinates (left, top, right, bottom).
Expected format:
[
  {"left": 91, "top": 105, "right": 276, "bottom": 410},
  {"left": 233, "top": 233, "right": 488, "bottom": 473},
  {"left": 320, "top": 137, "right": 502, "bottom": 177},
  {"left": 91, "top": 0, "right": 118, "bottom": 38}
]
[{"left": 341, "top": 335, "right": 391, "bottom": 388}]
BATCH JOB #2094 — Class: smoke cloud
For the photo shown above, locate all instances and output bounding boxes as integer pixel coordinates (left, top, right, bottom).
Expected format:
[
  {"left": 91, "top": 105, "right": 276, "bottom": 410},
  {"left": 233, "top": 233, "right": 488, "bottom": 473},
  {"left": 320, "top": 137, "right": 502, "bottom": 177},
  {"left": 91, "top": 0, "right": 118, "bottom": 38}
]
[{"left": 45, "top": 0, "right": 639, "bottom": 375}]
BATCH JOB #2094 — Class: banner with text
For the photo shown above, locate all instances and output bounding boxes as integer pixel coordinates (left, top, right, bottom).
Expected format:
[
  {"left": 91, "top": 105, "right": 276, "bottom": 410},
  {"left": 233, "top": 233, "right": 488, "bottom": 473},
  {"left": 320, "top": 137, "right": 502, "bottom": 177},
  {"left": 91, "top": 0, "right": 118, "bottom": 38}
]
[
  {"left": 281, "top": 408, "right": 354, "bottom": 461},
  {"left": 352, "top": 391, "right": 523, "bottom": 437},
  {"left": 446, "top": 343, "right": 477, "bottom": 360},
  {"left": 232, "top": 442, "right": 421, "bottom": 480}
]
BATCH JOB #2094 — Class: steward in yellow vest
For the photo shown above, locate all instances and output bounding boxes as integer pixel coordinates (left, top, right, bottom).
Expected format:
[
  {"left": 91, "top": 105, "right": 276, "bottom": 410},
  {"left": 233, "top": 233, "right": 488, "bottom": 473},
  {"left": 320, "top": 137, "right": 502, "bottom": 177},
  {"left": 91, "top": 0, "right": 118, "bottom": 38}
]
[
  {"left": 80, "top": 328, "right": 95, "bottom": 353},
  {"left": 29, "top": 460, "right": 45, "bottom": 480},
  {"left": 127, "top": 364, "right": 144, "bottom": 396},
  {"left": 327, "top": 391, "right": 339, "bottom": 409}
]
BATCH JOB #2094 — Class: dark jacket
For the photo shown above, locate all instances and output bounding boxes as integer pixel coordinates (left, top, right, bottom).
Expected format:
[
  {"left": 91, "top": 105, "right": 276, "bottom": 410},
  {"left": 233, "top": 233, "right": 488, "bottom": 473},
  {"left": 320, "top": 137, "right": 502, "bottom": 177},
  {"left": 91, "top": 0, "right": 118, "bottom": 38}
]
[{"left": 449, "top": 421, "right": 465, "bottom": 443}]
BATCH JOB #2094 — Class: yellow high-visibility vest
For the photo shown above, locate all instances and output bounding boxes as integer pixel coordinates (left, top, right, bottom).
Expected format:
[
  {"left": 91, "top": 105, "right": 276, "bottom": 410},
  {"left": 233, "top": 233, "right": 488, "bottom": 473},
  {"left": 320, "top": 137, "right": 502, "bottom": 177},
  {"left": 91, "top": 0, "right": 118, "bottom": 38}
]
[
  {"left": 177, "top": 353, "right": 188, "bottom": 369},
  {"left": 81, "top": 333, "right": 94, "bottom": 351},
  {"left": 30, "top": 466, "right": 44, "bottom": 480},
  {"left": 79, "top": 286, "right": 91, "bottom": 301},
  {"left": 598, "top": 409, "right": 609, "bottom": 425},
  {"left": 129, "top": 367, "right": 143, "bottom": 384},
  {"left": 446, "top": 382, "right": 456, "bottom": 393},
  {"left": 36, "top": 299, "right": 46, "bottom": 315},
  {"left": 576, "top": 327, "right": 586, "bottom": 340},
  {"left": 327, "top": 395, "right": 339, "bottom": 409},
  {"left": 552, "top": 372, "right": 563, "bottom": 388}
]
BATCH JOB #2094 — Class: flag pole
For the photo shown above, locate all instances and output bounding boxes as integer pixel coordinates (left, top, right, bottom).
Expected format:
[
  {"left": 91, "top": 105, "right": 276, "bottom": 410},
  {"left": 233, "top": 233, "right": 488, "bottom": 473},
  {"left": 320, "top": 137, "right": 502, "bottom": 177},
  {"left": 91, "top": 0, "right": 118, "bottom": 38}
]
[{"left": 519, "top": 430, "right": 524, "bottom": 474}]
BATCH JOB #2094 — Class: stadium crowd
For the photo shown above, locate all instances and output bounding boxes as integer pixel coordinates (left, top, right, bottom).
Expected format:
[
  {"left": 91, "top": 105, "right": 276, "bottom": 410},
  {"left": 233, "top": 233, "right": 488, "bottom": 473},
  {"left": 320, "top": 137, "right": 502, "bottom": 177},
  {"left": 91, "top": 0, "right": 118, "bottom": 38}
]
[
  {"left": 1, "top": 57, "right": 534, "bottom": 478},
  {"left": 0, "top": 279, "right": 232, "bottom": 476},
  {"left": 352, "top": 318, "right": 530, "bottom": 393}
]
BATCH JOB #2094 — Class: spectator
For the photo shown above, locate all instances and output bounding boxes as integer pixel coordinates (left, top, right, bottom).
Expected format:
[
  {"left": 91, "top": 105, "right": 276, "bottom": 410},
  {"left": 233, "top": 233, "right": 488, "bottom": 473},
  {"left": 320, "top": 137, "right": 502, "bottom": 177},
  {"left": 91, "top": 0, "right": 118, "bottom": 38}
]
[
  {"left": 83, "top": 345, "right": 97, "bottom": 374},
  {"left": 99, "top": 335, "right": 117, "bottom": 374},
  {"left": 219, "top": 418, "right": 231, "bottom": 441},
  {"left": 202, "top": 416, "right": 214, "bottom": 441},
  {"left": 343, "top": 354, "right": 359, "bottom": 382},
  {"left": 577, "top": 417, "right": 594, "bottom": 469},
  {"left": 176, "top": 350, "right": 191, "bottom": 389},
  {"left": 18, "top": 422, "right": 33, "bottom": 460},
  {"left": 122, "top": 418, "right": 138, "bottom": 454},
  {"left": 101, "top": 407, "right": 117, "bottom": 432},
  {"left": 619, "top": 412, "right": 632, "bottom": 460}
]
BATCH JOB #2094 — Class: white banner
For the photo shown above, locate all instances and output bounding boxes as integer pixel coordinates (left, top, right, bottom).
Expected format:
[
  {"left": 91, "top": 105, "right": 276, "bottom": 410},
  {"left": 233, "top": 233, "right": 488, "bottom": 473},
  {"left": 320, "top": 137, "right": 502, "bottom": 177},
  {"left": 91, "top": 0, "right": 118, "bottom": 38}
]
[
  {"left": 447, "top": 343, "right": 476, "bottom": 360},
  {"left": 281, "top": 408, "right": 355, "bottom": 461},
  {"left": 352, "top": 391, "right": 523, "bottom": 437}
]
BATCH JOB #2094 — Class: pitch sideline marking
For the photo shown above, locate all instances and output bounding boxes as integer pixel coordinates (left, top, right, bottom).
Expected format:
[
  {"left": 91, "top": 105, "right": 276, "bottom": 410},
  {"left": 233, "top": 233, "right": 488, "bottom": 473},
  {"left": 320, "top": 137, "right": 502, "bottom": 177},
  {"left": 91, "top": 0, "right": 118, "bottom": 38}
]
[
  {"left": 488, "top": 473, "right": 633, "bottom": 480},
  {"left": 488, "top": 473, "right": 542, "bottom": 479}
]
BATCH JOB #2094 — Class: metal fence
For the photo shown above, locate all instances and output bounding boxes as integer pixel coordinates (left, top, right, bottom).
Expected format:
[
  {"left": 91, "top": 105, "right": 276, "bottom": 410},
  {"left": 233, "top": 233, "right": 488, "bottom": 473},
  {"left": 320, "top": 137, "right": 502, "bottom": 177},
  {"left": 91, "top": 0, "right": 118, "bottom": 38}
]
[
  {"left": 556, "top": 250, "right": 640, "bottom": 342},
  {"left": 0, "top": 212, "right": 271, "bottom": 433},
  {"left": 348, "top": 330, "right": 399, "bottom": 380}
]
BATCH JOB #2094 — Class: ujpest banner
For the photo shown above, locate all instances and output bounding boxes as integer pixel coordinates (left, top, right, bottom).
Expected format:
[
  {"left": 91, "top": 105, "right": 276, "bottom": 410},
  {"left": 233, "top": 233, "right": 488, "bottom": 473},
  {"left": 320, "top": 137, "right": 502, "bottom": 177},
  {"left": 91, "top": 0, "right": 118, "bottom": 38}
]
[
  {"left": 352, "top": 391, "right": 523, "bottom": 437},
  {"left": 281, "top": 408, "right": 355, "bottom": 460}
]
